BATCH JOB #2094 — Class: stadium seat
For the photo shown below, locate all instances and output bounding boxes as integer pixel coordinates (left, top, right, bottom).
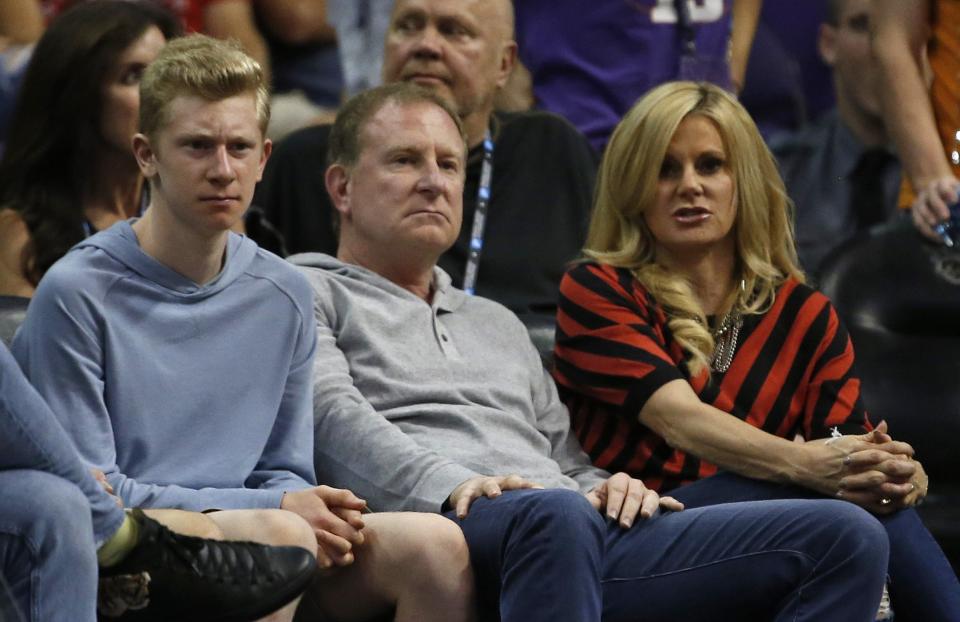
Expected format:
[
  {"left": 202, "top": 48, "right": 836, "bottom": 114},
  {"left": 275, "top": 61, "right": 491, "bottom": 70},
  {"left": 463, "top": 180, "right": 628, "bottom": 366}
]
[{"left": 818, "top": 218, "right": 960, "bottom": 572}]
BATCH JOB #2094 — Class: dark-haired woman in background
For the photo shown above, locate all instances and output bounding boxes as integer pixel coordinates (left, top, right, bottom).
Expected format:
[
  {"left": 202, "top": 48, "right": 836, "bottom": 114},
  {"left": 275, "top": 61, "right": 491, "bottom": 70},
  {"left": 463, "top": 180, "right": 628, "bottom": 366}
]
[
  {"left": 0, "top": 1, "right": 180, "bottom": 297},
  {"left": 554, "top": 80, "right": 960, "bottom": 620}
]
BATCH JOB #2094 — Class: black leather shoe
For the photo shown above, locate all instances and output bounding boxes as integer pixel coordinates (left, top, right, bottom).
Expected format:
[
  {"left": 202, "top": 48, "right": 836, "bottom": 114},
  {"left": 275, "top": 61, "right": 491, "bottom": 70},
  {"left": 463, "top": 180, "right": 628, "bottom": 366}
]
[{"left": 101, "top": 509, "right": 316, "bottom": 621}]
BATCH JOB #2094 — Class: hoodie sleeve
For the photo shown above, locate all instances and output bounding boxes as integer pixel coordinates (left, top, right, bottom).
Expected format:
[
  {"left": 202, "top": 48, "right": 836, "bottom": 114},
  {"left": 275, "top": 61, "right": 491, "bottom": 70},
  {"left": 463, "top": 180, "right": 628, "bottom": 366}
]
[
  {"left": 244, "top": 274, "right": 319, "bottom": 494},
  {"left": 12, "top": 265, "right": 292, "bottom": 512}
]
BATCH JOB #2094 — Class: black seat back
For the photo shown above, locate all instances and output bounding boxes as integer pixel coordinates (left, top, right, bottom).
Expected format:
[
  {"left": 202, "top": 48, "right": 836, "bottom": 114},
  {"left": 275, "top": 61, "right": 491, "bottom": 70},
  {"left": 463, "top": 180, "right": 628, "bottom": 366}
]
[{"left": 819, "top": 221, "right": 960, "bottom": 481}]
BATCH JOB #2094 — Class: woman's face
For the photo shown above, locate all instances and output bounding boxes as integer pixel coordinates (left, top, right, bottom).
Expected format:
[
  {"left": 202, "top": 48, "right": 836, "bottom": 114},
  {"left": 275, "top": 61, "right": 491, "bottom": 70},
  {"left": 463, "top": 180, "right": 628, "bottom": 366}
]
[
  {"left": 645, "top": 114, "right": 737, "bottom": 261},
  {"left": 99, "top": 25, "right": 166, "bottom": 157}
]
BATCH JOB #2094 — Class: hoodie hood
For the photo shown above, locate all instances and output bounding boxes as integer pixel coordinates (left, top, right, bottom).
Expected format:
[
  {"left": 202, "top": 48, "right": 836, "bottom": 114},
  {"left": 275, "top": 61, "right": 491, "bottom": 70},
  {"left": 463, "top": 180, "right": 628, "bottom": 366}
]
[{"left": 77, "top": 220, "right": 258, "bottom": 300}]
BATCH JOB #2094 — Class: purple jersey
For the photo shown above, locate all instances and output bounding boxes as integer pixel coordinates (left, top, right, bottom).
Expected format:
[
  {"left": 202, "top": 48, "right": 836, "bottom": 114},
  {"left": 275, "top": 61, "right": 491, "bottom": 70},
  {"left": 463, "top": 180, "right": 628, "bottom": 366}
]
[{"left": 515, "top": 0, "right": 733, "bottom": 152}]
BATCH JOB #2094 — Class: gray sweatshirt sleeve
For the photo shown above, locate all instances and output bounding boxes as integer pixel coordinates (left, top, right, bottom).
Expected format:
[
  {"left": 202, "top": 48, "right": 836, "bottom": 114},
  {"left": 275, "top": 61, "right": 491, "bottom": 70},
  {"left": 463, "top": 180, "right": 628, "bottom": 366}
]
[
  {"left": 526, "top": 342, "right": 610, "bottom": 493},
  {"left": 311, "top": 298, "right": 481, "bottom": 513}
]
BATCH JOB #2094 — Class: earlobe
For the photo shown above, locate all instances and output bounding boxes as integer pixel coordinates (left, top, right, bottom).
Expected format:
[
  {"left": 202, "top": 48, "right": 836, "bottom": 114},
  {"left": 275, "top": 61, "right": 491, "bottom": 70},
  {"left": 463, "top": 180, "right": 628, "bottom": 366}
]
[
  {"left": 257, "top": 139, "right": 273, "bottom": 181},
  {"left": 324, "top": 164, "right": 352, "bottom": 219},
  {"left": 132, "top": 133, "right": 157, "bottom": 177},
  {"left": 497, "top": 42, "right": 519, "bottom": 87}
]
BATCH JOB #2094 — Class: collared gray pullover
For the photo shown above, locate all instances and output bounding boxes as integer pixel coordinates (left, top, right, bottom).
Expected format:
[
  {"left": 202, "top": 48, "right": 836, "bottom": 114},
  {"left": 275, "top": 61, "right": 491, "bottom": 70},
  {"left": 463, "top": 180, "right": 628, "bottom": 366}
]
[{"left": 296, "top": 253, "right": 609, "bottom": 513}]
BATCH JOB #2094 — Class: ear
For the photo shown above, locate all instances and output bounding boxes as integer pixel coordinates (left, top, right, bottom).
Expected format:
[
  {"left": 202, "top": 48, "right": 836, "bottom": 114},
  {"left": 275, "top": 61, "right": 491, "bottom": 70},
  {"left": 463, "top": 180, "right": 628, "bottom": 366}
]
[
  {"left": 132, "top": 133, "right": 157, "bottom": 178},
  {"left": 818, "top": 23, "right": 838, "bottom": 66},
  {"left": 324, "top": 163, "right": 352, "bottom": 221},
  {"left": 495, "top": 40, "right": 519, "bottom": 89},
  {"left": 256, "top": 138, "right": 273, "bottom": 182}
]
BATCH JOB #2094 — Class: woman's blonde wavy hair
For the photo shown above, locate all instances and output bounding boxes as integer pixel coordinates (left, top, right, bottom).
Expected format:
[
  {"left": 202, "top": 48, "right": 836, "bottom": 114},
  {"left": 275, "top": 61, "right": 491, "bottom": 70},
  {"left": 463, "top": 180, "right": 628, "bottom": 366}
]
[{"left": 583, "top": 81, "right": 804, "bottom": 376}]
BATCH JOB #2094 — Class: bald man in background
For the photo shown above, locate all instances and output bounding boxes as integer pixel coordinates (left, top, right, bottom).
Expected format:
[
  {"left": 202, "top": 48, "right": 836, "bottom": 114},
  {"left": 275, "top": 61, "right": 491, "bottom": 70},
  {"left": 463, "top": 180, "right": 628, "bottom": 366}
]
[{"left": 255, "top": 0, "right": 597, "bottom": 319}]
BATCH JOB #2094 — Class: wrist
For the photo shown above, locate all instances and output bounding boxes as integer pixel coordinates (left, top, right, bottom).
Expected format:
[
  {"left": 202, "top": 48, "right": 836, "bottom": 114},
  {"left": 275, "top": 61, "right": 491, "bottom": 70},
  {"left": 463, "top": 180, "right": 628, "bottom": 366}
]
[{"left": 778, "top": 440, "right": 819, "bottom": 489}]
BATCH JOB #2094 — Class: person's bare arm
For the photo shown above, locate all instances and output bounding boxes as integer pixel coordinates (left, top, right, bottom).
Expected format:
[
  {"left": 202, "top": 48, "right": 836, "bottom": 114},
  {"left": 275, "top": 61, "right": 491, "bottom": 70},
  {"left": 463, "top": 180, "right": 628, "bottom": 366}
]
[
  {"left": 0, "top": 0, "right": 43, "bottom": 45},
  {"left": 729, "top": 0, "right": 763, "bottom": 92},
  {"left": 254, "top": 0, "right": 335, "bottom": 46},
  {"left": 873, "top": 0, "right": 958, "bottom": 238},
  {"left": 873, "top": 0, "right": 946, "bottom": 188},
  {"left": 203, "top": 0, "right": 272, "bottom": 83},
  {"left": 640, "top": 378, "right": 913, "bottom": 513}
]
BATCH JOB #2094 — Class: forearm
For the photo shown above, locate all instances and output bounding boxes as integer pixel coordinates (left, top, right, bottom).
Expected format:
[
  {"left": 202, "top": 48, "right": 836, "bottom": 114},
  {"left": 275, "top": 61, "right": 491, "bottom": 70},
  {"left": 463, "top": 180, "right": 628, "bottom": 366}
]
[
  {"left": 111, "top": 472, "right": 285, "bottom": 511},
  {"left": 310, "top": 319, "right": 480, "bottom": 512},
  {"left": 640, "top": 380, "right": 816, "bottom": 488},
  {"left": 730, "top": 0, "right": 763, "bottom": 92},
  {"left": 204, "top": 0, "right": 272, "bottom": 83},
  {"left": 255, "top": 0, "right": 336, "bottom": 45},
  {"left": 313, "top": 388, "right": 480, "bottom": 513},
  {"left": 873, "top": 0, "right": 951, "bottom": 187}
]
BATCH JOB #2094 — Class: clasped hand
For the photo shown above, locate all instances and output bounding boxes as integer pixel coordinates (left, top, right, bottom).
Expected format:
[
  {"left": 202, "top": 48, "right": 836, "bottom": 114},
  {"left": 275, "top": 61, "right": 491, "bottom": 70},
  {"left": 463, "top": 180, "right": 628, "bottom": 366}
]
[
  {"left": 281, "top": 485, "right": 367, "bottom": 569},
  {"left": 810, "top": 421, "right": 927, "bottom": 514}
]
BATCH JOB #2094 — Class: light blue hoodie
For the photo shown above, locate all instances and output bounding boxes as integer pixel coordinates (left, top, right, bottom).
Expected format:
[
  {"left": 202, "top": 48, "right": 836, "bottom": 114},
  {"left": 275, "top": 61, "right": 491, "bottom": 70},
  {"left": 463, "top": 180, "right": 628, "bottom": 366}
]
[{"left": 13, "top": 221, "right": 317, "bottom": 511}]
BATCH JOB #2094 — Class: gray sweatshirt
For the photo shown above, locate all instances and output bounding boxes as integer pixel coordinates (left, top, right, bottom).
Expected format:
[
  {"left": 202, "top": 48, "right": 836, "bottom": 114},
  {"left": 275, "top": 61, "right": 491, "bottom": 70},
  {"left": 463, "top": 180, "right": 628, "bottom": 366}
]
[{"left": 295, "top": 254, "right": 609, "bottom": 513}]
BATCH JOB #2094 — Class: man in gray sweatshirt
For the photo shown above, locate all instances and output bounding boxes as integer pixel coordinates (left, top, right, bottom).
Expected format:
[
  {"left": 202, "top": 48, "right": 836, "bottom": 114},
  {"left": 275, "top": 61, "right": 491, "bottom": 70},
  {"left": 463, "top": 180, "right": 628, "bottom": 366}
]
[{"left": 297, "top": 82, "right": 891, "bottom": 622}]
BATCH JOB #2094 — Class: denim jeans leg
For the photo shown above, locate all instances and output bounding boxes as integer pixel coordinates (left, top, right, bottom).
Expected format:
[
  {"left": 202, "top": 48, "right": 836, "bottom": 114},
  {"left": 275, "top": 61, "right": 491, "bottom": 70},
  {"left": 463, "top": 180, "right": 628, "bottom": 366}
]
[
  {"left": 0, "top": 470, "right": 99, "bottom": 622},
  {"left": 0, "top": 343, "right": 124, "bottom": 545},
  {"left": 669, "top": 471, "right": 960, "bottom": 621},
  {"left": 446, "top": 488, "right": 605, "bottom": 622},
  {"left": 601, "top": 498, "right": 889, "bottom": 622}
]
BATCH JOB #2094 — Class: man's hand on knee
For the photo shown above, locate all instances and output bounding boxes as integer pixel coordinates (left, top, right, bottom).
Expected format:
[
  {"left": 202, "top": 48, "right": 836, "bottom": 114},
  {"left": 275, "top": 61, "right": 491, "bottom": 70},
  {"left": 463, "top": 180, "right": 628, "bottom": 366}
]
[
  {"left": 448, "top": 474, "right": 543, "bottom": 519},
  {"left": 282, "top": 486, "right": 367, "bottom": 568}
]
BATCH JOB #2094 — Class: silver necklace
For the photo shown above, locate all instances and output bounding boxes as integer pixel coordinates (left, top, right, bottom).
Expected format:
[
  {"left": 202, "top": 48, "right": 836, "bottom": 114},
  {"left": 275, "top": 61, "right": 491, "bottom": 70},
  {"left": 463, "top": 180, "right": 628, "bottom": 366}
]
[
  {"left": 709, "top": 279, "right": 747, "bottom": 373},
  {"left": 710, "top": 308, "right": 743, "bottom": 373}
]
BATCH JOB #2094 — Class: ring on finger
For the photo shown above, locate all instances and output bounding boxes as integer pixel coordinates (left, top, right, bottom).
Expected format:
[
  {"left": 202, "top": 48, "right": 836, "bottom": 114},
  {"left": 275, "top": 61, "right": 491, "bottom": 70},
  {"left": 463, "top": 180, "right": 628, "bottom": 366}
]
[{"left": 880, "top": 497, "right": 893, "bottom": 506}]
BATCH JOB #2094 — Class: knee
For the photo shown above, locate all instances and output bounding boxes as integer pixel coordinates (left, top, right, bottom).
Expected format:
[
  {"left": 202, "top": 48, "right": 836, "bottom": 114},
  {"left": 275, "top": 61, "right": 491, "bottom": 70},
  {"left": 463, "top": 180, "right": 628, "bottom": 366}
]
[
  {"left": 819, "top": 501, "right": 890, "bottom": 572},
  {"left": 412, "top": 514, "right": 471, "bottom": 572},
  {"left": 367, "top": 513, "right": 473, "bottom": 592},
  {"left": 3, "top": 471, "right": 91, "bottom": 536},
  {"left": 256, "top": 510, "right": 318, "bottom": 556},
  {"left": 517, "top": 488, "right": 603, "bottom": 533},
  {"left": 0, "top": 470, "right": 94, "bottom": 560}
]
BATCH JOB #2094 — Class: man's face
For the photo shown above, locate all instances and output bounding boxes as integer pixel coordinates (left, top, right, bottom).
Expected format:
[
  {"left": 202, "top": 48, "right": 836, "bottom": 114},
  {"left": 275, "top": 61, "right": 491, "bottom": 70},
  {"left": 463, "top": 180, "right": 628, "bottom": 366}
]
[
  {"left": 134, "top": 93, "right": 271, "bottom": 236},
  {"left": 331, "top": 101, "right": 466, "bottom": 258},
  {"left": 382, "top": 0, "right": 514, "bottom": 124},
  {"left": 819, "top": 0, "right": 882, "bottom": 123}
]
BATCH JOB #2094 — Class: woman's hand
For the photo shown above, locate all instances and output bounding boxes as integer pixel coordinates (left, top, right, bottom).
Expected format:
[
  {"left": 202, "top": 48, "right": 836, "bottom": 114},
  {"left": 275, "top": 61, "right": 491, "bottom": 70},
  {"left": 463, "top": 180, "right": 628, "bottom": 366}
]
[
  {"left": 803, "top": 422, "right": 925, "bottom": 514},
  {"left": 585, "top": 472, "right": 684, "bottom": 529}
]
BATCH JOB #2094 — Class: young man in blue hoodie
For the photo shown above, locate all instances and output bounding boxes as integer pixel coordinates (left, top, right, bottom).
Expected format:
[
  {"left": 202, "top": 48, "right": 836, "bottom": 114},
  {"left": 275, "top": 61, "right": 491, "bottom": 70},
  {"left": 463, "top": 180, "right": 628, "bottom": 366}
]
[{"left": 12, "top": 35, "right": 473, "bottom": 622}]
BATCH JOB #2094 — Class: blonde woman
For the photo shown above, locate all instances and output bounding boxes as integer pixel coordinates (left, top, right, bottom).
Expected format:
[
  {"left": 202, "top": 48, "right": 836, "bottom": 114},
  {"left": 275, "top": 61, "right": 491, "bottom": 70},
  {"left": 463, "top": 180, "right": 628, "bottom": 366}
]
[{"left": 554, "top": 81, "right": 959, "bottom": 620}]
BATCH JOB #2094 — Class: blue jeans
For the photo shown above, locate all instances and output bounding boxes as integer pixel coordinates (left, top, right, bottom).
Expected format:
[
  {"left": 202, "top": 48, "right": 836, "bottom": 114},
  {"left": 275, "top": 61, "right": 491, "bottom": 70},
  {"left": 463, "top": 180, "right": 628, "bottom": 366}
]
[
  {"left": 668, "top": 472, "right": 960, "bottom": 622},
  {"left": 0, "top": 343, "right": 126, "bottom": 621},
  {"left": 446, "top": 488, "right": 888, "bottom": 622}
]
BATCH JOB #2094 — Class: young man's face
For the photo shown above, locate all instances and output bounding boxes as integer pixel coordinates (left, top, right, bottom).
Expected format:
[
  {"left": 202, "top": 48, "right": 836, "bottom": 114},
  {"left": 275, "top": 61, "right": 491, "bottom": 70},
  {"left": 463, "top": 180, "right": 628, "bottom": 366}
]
[{"left": 134, "top": 93, "right": 270, "bottom": 236}]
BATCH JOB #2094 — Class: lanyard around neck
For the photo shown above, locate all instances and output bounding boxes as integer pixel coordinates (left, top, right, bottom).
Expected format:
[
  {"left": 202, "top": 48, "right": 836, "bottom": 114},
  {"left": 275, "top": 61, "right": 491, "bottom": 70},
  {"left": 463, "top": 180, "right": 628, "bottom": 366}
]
[{"left": 462, "top": 127, "right": 494, "bottom": 296}]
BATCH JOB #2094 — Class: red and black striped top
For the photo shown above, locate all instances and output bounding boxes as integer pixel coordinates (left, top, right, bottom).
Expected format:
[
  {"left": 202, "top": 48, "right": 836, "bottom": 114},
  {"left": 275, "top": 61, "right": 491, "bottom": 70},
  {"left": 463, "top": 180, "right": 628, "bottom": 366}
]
[{"left": 553, "top": 262, "right": 873, "bottom": 493}]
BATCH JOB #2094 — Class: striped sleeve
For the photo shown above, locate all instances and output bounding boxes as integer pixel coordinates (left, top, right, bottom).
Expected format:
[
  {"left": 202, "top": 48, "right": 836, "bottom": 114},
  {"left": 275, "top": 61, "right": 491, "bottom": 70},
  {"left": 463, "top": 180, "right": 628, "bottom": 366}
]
[
  {"left": 553, "top": 263, "right": 685, "bottom": 416},
  {"left": 801, "top": 295, "right": 873, "bottom": 438}
]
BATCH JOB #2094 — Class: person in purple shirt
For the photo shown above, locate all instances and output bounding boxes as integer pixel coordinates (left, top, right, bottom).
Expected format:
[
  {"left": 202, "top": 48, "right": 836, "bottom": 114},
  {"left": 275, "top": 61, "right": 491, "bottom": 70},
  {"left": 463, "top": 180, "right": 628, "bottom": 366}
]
[{"left": 512, "top": 0, "right": 761, "bottom": 152}]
